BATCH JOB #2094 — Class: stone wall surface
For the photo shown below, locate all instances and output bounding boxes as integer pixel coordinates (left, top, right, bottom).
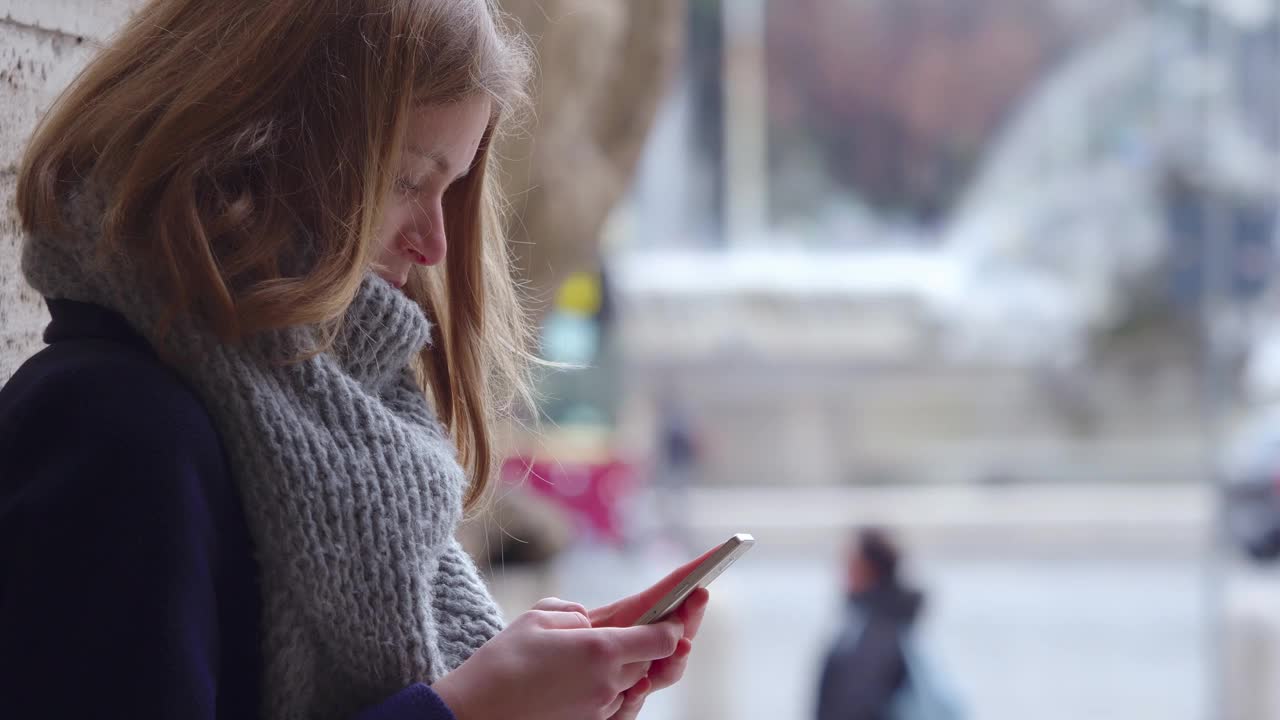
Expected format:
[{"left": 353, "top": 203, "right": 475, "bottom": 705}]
[{"left": 1, "top": 1, "right": 135, "bottom": 381}]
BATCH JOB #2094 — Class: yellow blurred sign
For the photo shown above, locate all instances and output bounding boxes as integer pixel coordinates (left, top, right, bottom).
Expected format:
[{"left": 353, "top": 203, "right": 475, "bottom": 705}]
[{"left": 555, "top": 271, "right": 602, "bottom": 316}]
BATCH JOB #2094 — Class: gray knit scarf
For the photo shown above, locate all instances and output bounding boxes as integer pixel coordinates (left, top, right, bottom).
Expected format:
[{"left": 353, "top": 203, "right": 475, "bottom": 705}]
[{"left": 21, "top": 187, "right": 505, "bottom": 720}]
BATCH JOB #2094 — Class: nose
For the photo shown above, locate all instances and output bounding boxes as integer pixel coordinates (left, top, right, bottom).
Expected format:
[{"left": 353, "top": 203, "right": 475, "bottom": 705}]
[{"left": 402, "top": 197, "right": 447, "bottom": 266}]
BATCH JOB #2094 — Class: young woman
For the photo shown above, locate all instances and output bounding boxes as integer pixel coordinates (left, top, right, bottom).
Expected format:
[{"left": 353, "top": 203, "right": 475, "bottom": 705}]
[{"left": 0, "top": 1, "right": 708, "bottom": 718}]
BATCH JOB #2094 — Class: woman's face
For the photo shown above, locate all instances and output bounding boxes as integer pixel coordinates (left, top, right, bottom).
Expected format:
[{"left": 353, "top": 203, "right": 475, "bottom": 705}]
[{"left": 372, "top": 95, "right": 492, "bottom": 289}]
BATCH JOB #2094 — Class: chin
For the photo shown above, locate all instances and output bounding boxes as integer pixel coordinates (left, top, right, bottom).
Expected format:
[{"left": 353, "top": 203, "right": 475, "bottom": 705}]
[{"left": 374, "top": 270, "right": 408, "bottom": 289}]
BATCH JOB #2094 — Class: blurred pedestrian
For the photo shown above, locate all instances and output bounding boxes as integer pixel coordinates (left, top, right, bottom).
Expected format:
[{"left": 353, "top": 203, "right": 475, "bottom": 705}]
[
  {"left": 816, "top": 528, "right": 963, "bottom": 720},
  {"left": 651, "top": 389, "right": 701, "bottom": 548}
]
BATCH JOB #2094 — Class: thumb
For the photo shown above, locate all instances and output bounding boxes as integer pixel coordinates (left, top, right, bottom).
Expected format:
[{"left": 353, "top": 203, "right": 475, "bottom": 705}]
[{"left": 590, "top": 545, "right": 719, "bottom": 627}]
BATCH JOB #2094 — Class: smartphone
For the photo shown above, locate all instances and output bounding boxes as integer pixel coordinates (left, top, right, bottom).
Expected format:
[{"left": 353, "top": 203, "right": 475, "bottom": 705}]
[{"left": 634, "top": 533, "right": 756, "bottom": 625}]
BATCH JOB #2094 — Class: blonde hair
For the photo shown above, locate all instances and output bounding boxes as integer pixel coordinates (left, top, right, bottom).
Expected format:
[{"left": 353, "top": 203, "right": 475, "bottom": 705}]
[{"left": 17, "top": 0, "right": 535, "bottom": 511}]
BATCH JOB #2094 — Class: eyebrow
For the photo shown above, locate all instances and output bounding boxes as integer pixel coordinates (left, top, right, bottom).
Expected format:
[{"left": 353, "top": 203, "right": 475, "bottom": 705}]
[
  {"left": 407, "top": 144, "right": 449, "bottom": 172},
  {"left": 405, "top": 144, "right": 472, "bottom": 184}
]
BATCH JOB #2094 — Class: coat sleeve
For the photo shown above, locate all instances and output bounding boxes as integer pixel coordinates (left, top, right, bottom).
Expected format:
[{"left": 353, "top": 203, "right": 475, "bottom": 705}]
[{"left": 354, "top": 683, "right": 457, "bottom": 720}]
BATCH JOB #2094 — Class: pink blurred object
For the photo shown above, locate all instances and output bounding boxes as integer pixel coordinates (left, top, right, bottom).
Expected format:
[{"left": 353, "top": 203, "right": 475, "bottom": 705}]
[{"left": 501, "top": 455, "right": 638, "bottom": 543}]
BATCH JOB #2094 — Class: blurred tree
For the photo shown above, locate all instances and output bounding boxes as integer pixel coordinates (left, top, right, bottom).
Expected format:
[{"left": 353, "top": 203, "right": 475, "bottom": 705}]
[
  {"left": 764, "top": 0, "right": 1140, "bottom": 226},
  {"left": 496, "top": 0, "right": 685, "bottom": 316}
]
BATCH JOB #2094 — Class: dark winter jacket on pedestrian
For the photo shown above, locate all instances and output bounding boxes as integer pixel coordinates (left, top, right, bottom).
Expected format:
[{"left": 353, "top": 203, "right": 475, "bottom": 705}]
[{"left": 816, "top": 584, "right": 925, "bottom": 720}]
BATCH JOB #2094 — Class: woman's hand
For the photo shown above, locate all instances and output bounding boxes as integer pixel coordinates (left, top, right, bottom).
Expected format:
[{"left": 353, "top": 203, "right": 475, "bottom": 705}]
[
  {"left": 588, "top": 550, "right": 718, "bottom": 719},
  {"left": 431, "top": 597, "right": 685, "bottom": 720},
  {"left": 594, "top": 587, "right": 710, "bottom": 719}
]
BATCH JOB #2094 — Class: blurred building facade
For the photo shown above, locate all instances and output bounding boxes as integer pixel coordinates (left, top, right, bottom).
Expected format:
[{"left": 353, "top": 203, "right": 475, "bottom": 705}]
[{"left": 603, "top": 0, "right": 1280, "bottom": 491}]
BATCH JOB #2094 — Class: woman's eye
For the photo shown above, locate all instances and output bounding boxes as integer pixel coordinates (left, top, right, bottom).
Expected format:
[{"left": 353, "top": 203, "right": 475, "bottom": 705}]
[{"left": 395, "top": 178, "right": 422, "bottom": 194}]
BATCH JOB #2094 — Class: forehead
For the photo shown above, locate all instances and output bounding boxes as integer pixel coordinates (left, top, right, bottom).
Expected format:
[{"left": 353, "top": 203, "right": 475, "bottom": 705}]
[{"left": 403, "top": 96, "right": 492, "bottom": 155}]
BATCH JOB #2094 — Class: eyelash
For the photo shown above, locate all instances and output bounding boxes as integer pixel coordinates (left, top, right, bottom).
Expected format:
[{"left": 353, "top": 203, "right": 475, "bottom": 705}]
[
  {"left": 395, "top": 178, "right": 423, "bottom": 195},
  {"left": 395, "top": 174, "right": 466, "bottom": 197}
]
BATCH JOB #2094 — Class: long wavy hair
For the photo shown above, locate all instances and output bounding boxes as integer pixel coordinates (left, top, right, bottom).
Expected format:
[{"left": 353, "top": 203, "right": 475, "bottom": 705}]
[{"left": 16, "top": 0, "right": 535, "bottom": 511}]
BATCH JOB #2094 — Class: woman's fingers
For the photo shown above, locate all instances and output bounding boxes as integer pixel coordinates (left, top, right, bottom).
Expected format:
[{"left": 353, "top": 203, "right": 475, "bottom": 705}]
[
  {"left": 602, "top": 690, "right": 627, "bottom": 718},
  {"left": 646, "top": 637, "right": 694, "bottom": 691},
  {"left": 524, "top": 598, "right": 592, "bottom": 630},
  {"left": 571, "top": 620, "right": 684, "bottom": 663},
  {"left": 619, "top": 660, "right": 652, "bottom": 689},
  {"left": 526, "top": 609, "right": 592, "bottom": 631},
  {"left": 608, "top": 677, "right": 651, "bottom": 720},
  {"left": 675, "top": 588, "right": 710, "bottom": 639},
  {"left": 532, "top": 597, "right": 591, "bottom": 620},
  {"left": 520, "top": 595, "right": 696, "bottom": 716}
]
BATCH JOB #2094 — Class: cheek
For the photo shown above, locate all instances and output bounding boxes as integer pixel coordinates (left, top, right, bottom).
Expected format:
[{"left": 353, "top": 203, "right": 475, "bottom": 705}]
[{"left": 374, "top": 203, "right": 410, "bottom": 259}]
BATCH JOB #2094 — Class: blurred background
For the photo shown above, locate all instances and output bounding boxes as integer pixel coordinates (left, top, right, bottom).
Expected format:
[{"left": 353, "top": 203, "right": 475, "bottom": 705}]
[
  {"left": 471, "top": 1, "right": 1280, "bottom": 719},
  {"left": 3, "top": 0, "right": 1280, "bottom": 718}
]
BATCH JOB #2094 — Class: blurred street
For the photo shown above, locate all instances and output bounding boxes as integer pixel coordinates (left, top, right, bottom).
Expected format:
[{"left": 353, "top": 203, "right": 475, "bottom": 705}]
[{"left": 488, "top": 483, "right": 1280, "bottom": 720}]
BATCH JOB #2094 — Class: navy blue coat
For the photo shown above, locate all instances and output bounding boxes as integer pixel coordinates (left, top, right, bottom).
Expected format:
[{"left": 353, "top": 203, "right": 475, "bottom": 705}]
[{"left": 0, "top": 298, "right": 455, "bottom": 720}]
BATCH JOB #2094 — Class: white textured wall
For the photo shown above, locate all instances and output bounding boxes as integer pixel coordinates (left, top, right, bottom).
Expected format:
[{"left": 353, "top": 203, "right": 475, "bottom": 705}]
[{"left": 0, "top": 1, "right": 136, "bottom": 382}]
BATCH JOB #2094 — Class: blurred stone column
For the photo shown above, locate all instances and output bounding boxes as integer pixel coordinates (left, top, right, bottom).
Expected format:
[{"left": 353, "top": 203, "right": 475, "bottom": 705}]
[
  {"left": 677, "top": 587, "right": 739, "bottom": 720},
  {"left": 496, "top": 0, "right": 684, "bottom": 312},
  {"left": 0, "top": 1, "right": 137, "bottom": 383},
  {"left": 1224, "top": 599, "right": 1280, "bottom": 719},
  {"left": 722, "top": 0, "right": 769, "bottom": 246}
]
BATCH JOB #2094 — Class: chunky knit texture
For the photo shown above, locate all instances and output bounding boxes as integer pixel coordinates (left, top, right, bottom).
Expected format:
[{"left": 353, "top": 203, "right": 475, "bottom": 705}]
[{"left": 20, "top": 187, "right": 505, "bottom": 720}]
